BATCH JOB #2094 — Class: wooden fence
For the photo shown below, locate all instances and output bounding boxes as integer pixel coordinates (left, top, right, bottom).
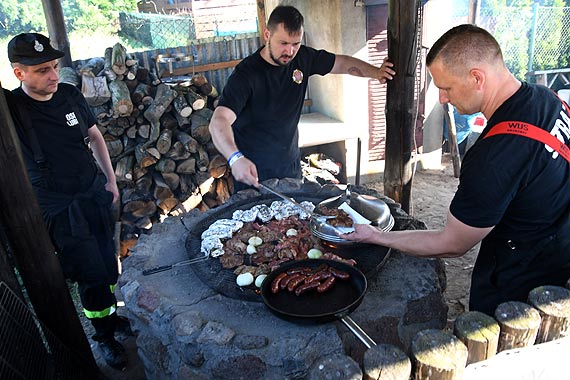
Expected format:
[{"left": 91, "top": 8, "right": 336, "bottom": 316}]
[{"left": 350, "top": 282, "right": 570, "bottom": 380}]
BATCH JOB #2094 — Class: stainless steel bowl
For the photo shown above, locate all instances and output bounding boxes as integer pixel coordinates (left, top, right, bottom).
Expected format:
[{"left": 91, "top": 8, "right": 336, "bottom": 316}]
[{"left": 310, "top": 192, "right": 394, "bottom": 245}]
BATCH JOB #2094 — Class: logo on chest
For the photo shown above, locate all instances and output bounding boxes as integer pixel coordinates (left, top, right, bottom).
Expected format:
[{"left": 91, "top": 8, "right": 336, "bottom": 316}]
[
  {"left": 66, "top": 112, "right": 79, "bottom": 127},
  {"left": 292, "top": 69, "right": 303, "bottom": 84}
]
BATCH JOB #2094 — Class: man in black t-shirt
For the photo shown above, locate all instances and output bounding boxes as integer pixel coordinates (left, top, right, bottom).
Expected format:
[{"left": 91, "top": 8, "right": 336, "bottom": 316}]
[
  {"left": 209, "top": 5, "right": 395, "bottom": 191},
  {"left": 7, "top": 33, "right": 131, "bottom": 370},
  {"left": 342, "top": 24, "right": 570, "bottom": 315}
]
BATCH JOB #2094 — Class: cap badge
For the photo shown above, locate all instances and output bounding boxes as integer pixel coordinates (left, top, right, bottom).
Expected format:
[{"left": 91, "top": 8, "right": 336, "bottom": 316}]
[
  {"left": 292, "top": 69, "right": 303, "bottom": 84},
  {"left": 34, "top": 40, "right": 44, "bottom": 52}
]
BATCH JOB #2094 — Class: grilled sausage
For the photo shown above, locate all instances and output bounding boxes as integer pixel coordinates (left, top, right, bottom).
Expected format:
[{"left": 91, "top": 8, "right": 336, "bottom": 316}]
[
  {"left": 287, "top": 267, "right": 312, "bottom": 276},
  {"left": 287, "top": 275, "right": 306, "bottom": 292},
  {"left": 271, "top": 272, "right": 287, "bottom": 294},
  {"left": 305, "top": 269, "right": 332, "bottom": 284},
  {"left": 295, "top": 281, "right": 320, "bottom": 296},
  {"left": 329, "top": 267, "right": 350, "bottom": 280},
  {"left": 280, "top": 273, "right": 297, "bottom": 289},
  {"left": 317, "top": 276, "right": 336, "bottom": 293}
]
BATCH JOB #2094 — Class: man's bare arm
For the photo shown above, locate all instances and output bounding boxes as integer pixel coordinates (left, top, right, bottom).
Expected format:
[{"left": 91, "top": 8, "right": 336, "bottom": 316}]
[{"left": 331, "top": 55, "right": 395, "bottom": 84}]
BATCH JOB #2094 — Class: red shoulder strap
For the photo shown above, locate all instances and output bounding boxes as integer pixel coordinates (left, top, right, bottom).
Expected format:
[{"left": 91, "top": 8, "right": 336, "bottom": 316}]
[{"left": 484, "top": 121, "right": 570, "bottom": 162}]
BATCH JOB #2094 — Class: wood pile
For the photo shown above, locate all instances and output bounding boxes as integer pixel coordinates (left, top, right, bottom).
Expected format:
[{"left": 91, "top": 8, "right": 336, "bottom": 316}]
[{"left": 68, "top": 43, "right": 233, "bottom": 247}]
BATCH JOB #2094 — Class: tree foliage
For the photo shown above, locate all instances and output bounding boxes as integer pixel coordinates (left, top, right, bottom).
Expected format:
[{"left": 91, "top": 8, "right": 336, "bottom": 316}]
[{"left": 0, "top": 0, "right": 137, "bottom": 38}]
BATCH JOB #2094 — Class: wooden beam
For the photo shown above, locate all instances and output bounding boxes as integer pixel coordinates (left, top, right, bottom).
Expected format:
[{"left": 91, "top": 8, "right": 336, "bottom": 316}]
[
  {"left": 0, "top": 87, "right": 98, "bottom": 374},
  {"left": 384, "top": 0, "right": 421, "bottom": 213},
  {"left": 257, "top": 0, "right": 267, "bottom": 45},
  {"left": 167, "top": 59, "right": 242, "bottom": 77},
  {"left": 41, "top": 0, "right": 72, "bottom": 68}
]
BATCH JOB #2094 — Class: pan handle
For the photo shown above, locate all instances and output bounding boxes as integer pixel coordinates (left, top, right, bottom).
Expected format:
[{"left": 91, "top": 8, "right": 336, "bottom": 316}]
[
  {"left": 143, "top": 264, "right": 173, "bottom": 275},
  {"left": 340, "top": 315, "right": 377, "bottom": 349}
]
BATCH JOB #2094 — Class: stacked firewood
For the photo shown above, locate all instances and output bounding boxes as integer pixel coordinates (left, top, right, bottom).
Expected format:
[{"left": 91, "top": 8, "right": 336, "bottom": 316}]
[{"left": 65, "top": 42, "right": 234, "bottom": 245}]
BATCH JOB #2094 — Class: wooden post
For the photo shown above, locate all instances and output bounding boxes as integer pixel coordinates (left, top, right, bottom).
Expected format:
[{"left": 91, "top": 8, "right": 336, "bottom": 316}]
[
  {"left": 384, "top": 0, "right": 422, "bottom": 213},
  {"left": 453, "top": 311, "right": 500, "bottom": 364},
  {"left": 527, "top": 285, "right": 570, "bottom": 344},
  {"left": 256, "top": 0, "right": 267, "bottom": 45},
  {"left": 443, "top": 103, "right": 461, "bottom": 178},
  {"left": 494, "top": 301, "right": 541, "bottom": 352},
  {"left": 0, "top": 87, "right": 98, "bottom": 373},
  {"left": 363, "top": 343, "right": 411, "bottom": 380},
  {"left": 411, "top": 329, "right": 468, "bottom": 380},
  {"left": 41, "top": 0, "right": 72, "bottom": 68}
]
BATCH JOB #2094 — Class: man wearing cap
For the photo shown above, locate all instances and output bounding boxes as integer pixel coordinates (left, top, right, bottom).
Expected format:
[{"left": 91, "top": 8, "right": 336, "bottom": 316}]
[{"left": 6, "top": 33, "right": 130, "bottom": 370}]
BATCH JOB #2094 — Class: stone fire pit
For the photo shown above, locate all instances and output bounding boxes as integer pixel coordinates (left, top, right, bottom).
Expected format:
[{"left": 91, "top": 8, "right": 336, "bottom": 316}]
[{"left": 119, "top": 179, "right": 447, "bottom": 379}]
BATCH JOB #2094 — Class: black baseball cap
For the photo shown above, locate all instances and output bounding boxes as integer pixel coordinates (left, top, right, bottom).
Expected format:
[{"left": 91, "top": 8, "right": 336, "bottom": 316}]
[{"left": 8, "top": 33, "right": 65, "bottom": 65}]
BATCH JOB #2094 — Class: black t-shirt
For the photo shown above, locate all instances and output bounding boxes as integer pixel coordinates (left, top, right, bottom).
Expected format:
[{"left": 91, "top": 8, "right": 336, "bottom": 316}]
[
  {"left": 11, "top": 83, "right": 98, "bottom": 194},
  {"left": 450, "top": 82, "right": 570, "bottom": 241},
  {"left": 218, "top": 45, "right": 335, "bottom": 179}
]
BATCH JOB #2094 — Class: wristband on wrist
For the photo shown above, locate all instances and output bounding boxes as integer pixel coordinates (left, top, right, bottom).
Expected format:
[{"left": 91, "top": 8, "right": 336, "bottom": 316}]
[{"left": 228, "top": 151, "right": 244, "bottom": 167}]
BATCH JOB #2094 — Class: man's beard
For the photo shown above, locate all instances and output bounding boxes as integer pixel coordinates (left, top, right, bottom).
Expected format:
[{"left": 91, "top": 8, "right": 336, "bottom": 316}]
[{"left": 268, "top": 40, "right": 292, "bottom": 67}]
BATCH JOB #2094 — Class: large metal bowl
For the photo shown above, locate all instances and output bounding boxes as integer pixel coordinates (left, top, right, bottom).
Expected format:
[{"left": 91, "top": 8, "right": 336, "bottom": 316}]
[{"left": 310, "top": 192, "right": 394, "bottom": 245}]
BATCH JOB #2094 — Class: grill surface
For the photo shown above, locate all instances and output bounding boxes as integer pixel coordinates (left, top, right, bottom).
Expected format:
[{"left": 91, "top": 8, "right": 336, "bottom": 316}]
[{"left": 186, "top": 192, "right": 391, "bottom": 302}]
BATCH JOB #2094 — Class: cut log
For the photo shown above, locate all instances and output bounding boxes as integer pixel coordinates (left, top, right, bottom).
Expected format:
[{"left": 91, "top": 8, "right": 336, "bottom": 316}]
[
  {"left": 179, "top": 174, "right": 196, "bottom": 195},
  {"left": 135, "top": 66, "right": 150, "bottom": 83},
  {"left": 173, "top": 95, "right": 193, "bottom": 117},
  {"left": 161, "top": 172, "right": 180, "bottom": 191},
  {"left": 202, "top": 194, "right": 218, "bottom": 209},
  {"left": 58, "top": 67, "right": 80, "bottom": 86},
  {"left": 165, "top": 141, "right": 192, "bottom": 160},
  {"left": 363, "top": 344, "right": 411, "bottom": 380},
  {"left": 160, "top": 112, "right": 178, "bottom": 131},
  {"left": 208, "top": 154, "right": 228, "bottom": 178},
  {"left": 174, "top": 112, "right": 191, "bottom": 129},
  {"left": 176, "top": 158, "right": 197, "bottom": 174},
  {"left": 157, "top": 197, "right": 179, "bottom": 214},
  {"left": 170, "top": 191, "right": 202, "bottom": 216},
  {"left": 215, "top": 178, "right": 231, "bottom": 204},
  {"left": 109, "top": 79, "right": 133, "bottom": 116},
  {"left": 185, "top": 90, "right": 206, "bottom": 110},
  {"left": 494, "top": 301, "right": 541, "bottom": 352},
  {"left": 155, "top": 157, "right": 176, "bottom": 173},
  {"left": 190, "top": 74, "right": 208, "bottom": 87},
  {"left": 111, "top": 42, "right": 128, "bottom": 75},
  {"left": 198, "top": 82, "right": 218, "bottom": 98},
  {"left": 135, "top": 174, "right": 153, "bottom": 194},
  {"left": 196, "top": 145, "right": 210, "bottom": 172},
  {"left": 144, "top": 83, "right": 177, "bottom": 124},
  {"left": 156, "top": 128, "right": 173, "bottom": 154},
  {"left": 527, "top": 285, "right": 570, "bottom": 344},
  {"left": 82, "top": 75, "right": 111, "bottom": 107},
  {"left": 174, "top": 131, "right": 198, "bottom": 153},
  {"left": 138, "top": 124, "right": 150, "bottom": 139},
  {"left": 78, "top": 56, "right": 105, "bottom": 77},
  {"left": 196, "top": 173, "right": 215, "bottom": 196},
  {"left": 153, "top": 172, "right": 174, "bottom": 202},
  {"left": 135, "top": 216, "right": 153, "bottom": 230},
  {"left": 126, "top": 125, "right": 138, "bottom": 139},
  {"left": 123, "top": 200, "right": 157, "bottom": 218},
  {"left": 126, "top": 62, "right": 138, "bottom": 81},
  {"left": 115, "top": 155, "right": 134, "bottom": 187},
  {"left": 453, "top": 311, "right": 500, "bottom": 365},
  {"left": 91, "top": 104, "right": 111, "bottom": 120},
  {"left": 135, "top": 145, "right": 159, "bottom": 168},
  {"left": 104, "top": 135, "right": 123, "bottom": 157},
  {"left": 411, "top": 329, "right": 468, "bottom": 380},
  {"left": 103, "top": 47, "right": 117, "bottom": 81},
  {"left": 190, "top": 112, "right": 211, "bottom": 144}
]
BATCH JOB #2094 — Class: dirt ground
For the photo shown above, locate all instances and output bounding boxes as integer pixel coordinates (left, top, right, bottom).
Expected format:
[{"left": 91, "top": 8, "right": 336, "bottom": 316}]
[{"left": 365, "top": 154, "right": 478, "bottom": 324}]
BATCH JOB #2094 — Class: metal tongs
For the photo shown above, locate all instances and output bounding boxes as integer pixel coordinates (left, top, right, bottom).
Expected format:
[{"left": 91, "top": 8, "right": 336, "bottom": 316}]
[{"left": 258, "top": 184, "right": 342, "bottom": 234}]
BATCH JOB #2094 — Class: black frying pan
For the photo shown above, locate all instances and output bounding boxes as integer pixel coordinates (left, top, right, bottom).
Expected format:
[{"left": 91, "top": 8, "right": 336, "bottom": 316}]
[{"left": 261, "top": 259, "right": 376, "bottom": 348}]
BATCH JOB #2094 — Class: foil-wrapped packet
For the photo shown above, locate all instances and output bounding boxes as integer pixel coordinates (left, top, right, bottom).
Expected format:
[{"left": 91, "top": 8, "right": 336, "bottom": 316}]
[
  {"left": 252, "top": 204, "right": 274, "bottom": 223},
  {"left": 201, "top": 236, "right": 224, "bottom": 257},
  {"left": 201, "top": 219, "right": 244, "bottom": 240},
  {"left": 232, "top": 209, "right": 258, "bottom": 223}
]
